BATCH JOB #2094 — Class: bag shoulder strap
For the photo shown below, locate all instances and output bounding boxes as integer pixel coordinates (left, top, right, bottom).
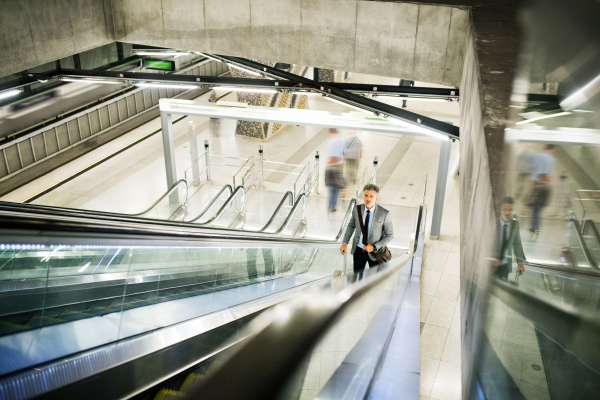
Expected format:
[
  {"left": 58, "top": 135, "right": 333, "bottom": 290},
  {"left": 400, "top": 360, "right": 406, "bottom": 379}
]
[{"left": 356, "top": 205, "right": 368, "bottom": 246}]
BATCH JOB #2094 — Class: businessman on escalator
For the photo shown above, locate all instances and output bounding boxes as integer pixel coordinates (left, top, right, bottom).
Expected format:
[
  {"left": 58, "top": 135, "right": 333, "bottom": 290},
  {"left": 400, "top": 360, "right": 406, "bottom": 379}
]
[{"left": 492, "top": 197, "right": 526, "bottom": 280}]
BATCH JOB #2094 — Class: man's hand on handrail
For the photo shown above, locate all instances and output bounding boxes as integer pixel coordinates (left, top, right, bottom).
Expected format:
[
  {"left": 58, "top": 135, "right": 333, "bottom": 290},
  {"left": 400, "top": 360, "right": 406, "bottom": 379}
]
[{"left": 340, "top": 243, "right": 347, "bottom": 255}]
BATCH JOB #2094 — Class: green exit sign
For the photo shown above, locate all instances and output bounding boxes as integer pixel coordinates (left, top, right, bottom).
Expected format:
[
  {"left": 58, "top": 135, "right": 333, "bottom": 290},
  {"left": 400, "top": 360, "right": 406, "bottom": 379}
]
[{"left": 143, "top": 59, "right": 176, "bottom": 71}]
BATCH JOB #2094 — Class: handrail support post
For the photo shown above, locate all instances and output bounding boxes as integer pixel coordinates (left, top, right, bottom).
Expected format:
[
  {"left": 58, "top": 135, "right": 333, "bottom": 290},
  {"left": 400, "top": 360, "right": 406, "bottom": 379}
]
[
  {"left": 188, "top": 121, "right": 200, "bottom": 186},
  {"left": 372, "top": 156, "right": 378, "bottom": 184},
  {"left": 315, "top": 151, "right": 320, "bottom": 195},
  {"left": 204, "top": 140, "right": 211, "bottom": 183},
  {"left": 259, "top": 146, "right": 264, "bottom": 189}
]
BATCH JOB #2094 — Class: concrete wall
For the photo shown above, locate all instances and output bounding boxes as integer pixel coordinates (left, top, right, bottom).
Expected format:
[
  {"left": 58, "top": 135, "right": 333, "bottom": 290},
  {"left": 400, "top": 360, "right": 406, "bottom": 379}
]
[
  {"left": 0, "top": 0, "right": 116, "bottom": 77},
  {"left": 110, "top": 0, "right": 469, "bottom": 86},
  {"left": 458, "top": 20, "right": 497, "bottom": 394},
  {"left": 457, "top": 2, "right": 522, "bottom": 395}
]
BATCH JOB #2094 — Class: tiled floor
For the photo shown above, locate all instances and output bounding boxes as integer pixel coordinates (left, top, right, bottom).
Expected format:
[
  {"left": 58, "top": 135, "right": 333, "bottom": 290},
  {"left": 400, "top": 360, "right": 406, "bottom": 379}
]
[
  {"left": 419, "top": 161, "right": 462, "bottom": 400},
  {"left": 483, "top": 296, "right": 551, "bottom": 400}
]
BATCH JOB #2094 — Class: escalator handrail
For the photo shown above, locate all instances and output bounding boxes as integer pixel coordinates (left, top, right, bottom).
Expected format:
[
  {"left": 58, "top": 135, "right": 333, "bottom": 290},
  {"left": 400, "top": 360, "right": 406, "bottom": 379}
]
[
  {"left": 257, "top": 191, "right": 293, "bottom": 232},
  {"left": 183, "top": 204, "right": 425, "bottom": 400},
  {"left": 129, "top": 179, "right": 188, "bottom": 217},
  {"left": 191, "top": 185, "right": 245, "bottom": 226},
  {"left": 523, "top": 260, "right": 600, "bottom": 279},
  {"left": 185, "top": 184, "right": 233, "bottom": 223},
  {"left": 569, "top": 217, "right": 600, "bottom": 271},
  {"left": 582, "top": 219, "right": 600, "bottom": 245}
]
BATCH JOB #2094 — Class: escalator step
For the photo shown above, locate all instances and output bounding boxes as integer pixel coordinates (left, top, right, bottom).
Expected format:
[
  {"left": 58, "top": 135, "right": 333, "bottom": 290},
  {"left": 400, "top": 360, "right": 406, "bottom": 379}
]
[
  {"left": 0, "top": 321, "right": 28, "bottom": 335},
  {"left": 153, "top": 389, "right": 186, "bottom": 400},
  {"left": 26, "top": 315, "right": 64, "bottom": 328},
  {"left": 179, "top": 373, "right": 202, "bottom": 392},
  {"left": 57, "top": 310, "right": 93, "bottom": 321}
]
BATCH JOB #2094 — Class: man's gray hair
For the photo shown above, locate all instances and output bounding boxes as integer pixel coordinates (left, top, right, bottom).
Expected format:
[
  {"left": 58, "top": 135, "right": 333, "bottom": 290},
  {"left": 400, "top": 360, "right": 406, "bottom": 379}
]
[{"left": 363, "top": 183, "right": 380, "bottom": 194}]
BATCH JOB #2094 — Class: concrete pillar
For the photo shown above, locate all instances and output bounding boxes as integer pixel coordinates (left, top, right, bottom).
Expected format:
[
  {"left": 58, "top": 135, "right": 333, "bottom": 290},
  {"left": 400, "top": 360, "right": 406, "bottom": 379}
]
[
  {"left": 188, "top": 121, "right": 200, "bottom": 186},
  {"left": 160, "top": 112, "right": 179, "bottom": 205},
  {"left": 430, "top": 139, "right": 451, "bottom": 240}
]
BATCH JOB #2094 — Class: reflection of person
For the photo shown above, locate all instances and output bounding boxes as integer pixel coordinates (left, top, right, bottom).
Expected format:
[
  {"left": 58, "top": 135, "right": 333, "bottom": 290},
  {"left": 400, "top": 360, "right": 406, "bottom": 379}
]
[
  {"left": 344, "top": 131, "right": 363, "bottom": 183},
  {"left": 515, "top": 146, "right": 534, "bottom": 198},
  {"left": 493, "top": 197, "right": 525, "bottom": 279},
  {"left": 340, "top": 184, "right": 394, "bottom": 274},
  {"left": 531, "top": 144, "right": 555, "bottom": 183},
  {"left": 526, "top": 174, "right": 551, "bottom": 234},
  {"left": 208, "top": 90, "right": 220, "bottom": 136},
  {"left": 246, "top": 248, "right": 274, "bottom": 281},
  {"left": 326, "top": 129, "right": 346, "bottom": 212}
]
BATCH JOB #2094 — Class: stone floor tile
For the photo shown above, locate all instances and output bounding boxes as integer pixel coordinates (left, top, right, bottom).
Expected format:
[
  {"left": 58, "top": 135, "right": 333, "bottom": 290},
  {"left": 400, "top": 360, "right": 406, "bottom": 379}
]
[
  {"left": 430, "top": 361, "right": 462, "bottom": 400},
  {"left": 421, "top": 324, "right": 449, "bottom": 360},
  {"left": 426, "top": 296, "right": 456, "bottom": 328}
]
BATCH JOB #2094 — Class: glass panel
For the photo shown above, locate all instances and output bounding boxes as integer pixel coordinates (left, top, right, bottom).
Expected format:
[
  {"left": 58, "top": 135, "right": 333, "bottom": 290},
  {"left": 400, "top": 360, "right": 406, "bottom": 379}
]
[
  {"left": 136, "top": 180, "right": 187, "bottom": 219},
  {"left": 0, "top": 240, "right": 342, "bottom": 375},
  {"left": 209, "top": 187, "right": 244, "bottom": 228}
]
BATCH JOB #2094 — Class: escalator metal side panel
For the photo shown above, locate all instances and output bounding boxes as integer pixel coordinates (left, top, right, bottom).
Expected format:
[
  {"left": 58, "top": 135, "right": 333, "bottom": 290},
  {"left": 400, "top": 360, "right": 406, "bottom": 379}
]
[{"left": 0, "top": 278, "right": 329, "bottom": 400}]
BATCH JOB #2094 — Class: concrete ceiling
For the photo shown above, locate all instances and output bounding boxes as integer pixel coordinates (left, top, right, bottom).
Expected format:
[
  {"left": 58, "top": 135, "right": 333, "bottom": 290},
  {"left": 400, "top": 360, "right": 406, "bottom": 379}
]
[{"left": 1, "top": 0, "right": 468, "bottom": 87}]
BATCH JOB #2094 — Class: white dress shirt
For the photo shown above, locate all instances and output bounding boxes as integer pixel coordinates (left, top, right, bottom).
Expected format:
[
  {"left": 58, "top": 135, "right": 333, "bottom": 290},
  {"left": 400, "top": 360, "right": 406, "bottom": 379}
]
[{"left": 358, "top": 204, "right": 376, "bottom": 250}]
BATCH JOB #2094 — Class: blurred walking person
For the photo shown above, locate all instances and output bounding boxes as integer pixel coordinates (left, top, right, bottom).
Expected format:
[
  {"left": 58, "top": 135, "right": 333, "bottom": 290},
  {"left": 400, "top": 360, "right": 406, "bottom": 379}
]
[
  {"left": 344, "top": 131, "right": 363, "bottom": 183},
  {"left": 526, "top": 174, "right": 551, "bottom": 234},
  {"left": 515, "top": 146, "right": 534, "bottom": 199},
  {"left": 492, "top": 197, "right": 525, "bottom": 280},
  {"left": 326, "top": 129, "right": 346, "bottom": 212}
]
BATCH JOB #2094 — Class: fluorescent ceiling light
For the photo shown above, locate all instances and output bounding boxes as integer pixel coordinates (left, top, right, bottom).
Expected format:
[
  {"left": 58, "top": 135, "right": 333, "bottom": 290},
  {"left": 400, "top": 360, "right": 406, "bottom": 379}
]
[
  {"left": 374, "top": 94, "right": 450, "bottom": 102},
  {"left": 292, "top": 91, "right": 322, "bottom": 96},
  {"left": 0, "top": 89, "right": 21, "bottom": 100},
  {"left": 560, "top": 73, "right": 600, "bottom": 110},
  {"left": 134, "top": 51, "right": 190, "bottom": 56},
  {"left": 63, "top": 78, "right": 122, "bottom": 84},
  {"left": 516, "top": 111, "right": 571, "bottom": 125},
  {"left": 324, "top": 96, "right": 371, "bottom": 113},
  {"left": 398, "top": 97, "right": 448, "bottom": 102},
  {"left": 136, "top": 83, "right": 198, "bottom": 90},
  {"left": 216, "top": 87, "right": 277, "bottom": 94},
  {"left": 227, "top": 64, "right": 262, "bottom": 77}
]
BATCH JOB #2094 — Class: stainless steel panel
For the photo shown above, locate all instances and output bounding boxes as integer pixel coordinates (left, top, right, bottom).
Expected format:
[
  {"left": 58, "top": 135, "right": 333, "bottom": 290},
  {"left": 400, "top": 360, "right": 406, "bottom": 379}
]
[
  {"left": 97, "top": 106, "right": 110, "bottom": 131},
  {"left": 4, "top": 144, "right": 21, "bottom": 172},
  {"left": 17, "top": 140, "right": 34, "bottom": 168},
  {"left": 66, "top": 119, "right": 80, "bottom": 144}
]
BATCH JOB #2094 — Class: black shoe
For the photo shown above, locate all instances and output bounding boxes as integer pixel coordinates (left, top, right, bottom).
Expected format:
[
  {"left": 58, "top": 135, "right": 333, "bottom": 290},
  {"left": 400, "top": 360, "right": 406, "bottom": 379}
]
[
  {"left": 331, "top": 208, "right": 337, "bottom": 212},
  {"left": 529, "top": 228, "right": 535, "bottom": 234}
]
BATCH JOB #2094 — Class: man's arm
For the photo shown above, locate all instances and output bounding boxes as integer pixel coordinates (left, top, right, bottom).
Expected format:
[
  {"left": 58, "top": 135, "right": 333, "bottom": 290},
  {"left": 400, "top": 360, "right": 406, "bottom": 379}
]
[
  {"left": 512, "top": 220, "right": 526, "bottom": 275},
  {"left": 340, "top": 211, "right": 356, "bottom": 255},
  {"left": 343, "top": 211, "right": 356, "bottom": 245},
  {"left": 372, "top": 212, "right": 394, "bottom": 250}
]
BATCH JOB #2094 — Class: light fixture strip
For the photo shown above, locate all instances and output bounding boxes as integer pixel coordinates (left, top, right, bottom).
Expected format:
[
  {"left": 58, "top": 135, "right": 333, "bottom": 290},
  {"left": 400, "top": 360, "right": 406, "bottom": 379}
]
[
  {"left": 215, "top": 87, "right": 278, "bottom": 94},
  {"left": 136, "top": 83, "right": 198, "bottom": 90},
  {"left": 516, "top": 111, "right": 571, "bottom": 125},
  {"left": 0, "top": 89, "right": 21, "bottom": 100},
  {"left": 62, "top": 78, "right": 122, "bottom": 85},
  {"left": 324, "top": 96, "right": 371, "bottom": 113},
  {"left": 135, "top": 51, "right": 190, "bottom": 56}
]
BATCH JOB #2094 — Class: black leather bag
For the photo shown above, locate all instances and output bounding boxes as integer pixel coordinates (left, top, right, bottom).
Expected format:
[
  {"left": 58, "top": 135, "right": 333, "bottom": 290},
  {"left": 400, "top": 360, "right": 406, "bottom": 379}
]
[{"left": 357, "top": 205, "right": 392, "bottom": 264}]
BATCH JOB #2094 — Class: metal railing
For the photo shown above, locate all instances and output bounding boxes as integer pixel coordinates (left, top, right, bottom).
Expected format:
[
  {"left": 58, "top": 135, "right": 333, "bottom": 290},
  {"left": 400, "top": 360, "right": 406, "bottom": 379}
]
[
  {"left": 130, "top": 179, "right": 188, "bottom": 219},
  {"left": 185, "top": 184, "right": 233, "bottom": 223}
]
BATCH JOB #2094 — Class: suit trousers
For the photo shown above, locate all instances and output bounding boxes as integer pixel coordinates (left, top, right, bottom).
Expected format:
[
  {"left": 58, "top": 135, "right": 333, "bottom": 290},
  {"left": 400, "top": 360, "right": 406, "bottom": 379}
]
[{"left": 353, "top": 246, "right": 378, "bottom": 273}]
